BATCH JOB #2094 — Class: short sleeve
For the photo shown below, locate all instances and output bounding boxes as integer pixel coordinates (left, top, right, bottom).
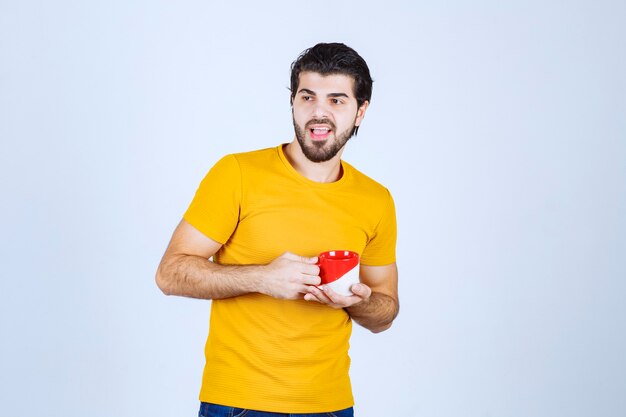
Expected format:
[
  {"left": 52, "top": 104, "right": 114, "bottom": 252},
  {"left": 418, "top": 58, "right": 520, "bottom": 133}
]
[
  {"left": 183, "top": 154, "right": 242, "bottom": 244},
  {"left": 360, "top": 190, "right": 397, "bottom": 266}
]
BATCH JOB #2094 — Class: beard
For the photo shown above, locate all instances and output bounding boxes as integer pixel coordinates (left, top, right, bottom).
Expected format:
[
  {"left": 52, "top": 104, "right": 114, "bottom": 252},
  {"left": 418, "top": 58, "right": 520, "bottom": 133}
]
[{"left": 292, "top": 116, "right": 357, "bottom": 163}]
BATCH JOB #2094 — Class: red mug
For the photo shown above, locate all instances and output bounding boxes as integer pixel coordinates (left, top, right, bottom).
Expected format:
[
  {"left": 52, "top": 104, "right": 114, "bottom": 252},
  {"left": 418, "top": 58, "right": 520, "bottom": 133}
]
[{"left": 317, "top": 250, "right": 360, "bottom": 296}]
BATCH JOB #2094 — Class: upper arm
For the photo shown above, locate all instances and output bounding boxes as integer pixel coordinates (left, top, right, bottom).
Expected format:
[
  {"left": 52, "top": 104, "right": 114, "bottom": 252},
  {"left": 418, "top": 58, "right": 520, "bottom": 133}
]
[
  {"left": 155, "top": 219, "right": 224, "bottom": 295},
  {"left": 359, "top": 262, "right": 398, "bottom": 303},
  {"left": 162, "top": 218, "right": 223, "bottom": 260}
]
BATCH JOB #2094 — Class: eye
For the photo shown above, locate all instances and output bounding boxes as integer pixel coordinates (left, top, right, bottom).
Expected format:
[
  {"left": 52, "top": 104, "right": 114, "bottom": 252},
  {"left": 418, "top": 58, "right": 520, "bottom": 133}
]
[
  {"left": 331, "top": 98, "right": 343, "bottom": 105},
  {"left": 302, "top": 95, "right": 313, "bottom": 101}
]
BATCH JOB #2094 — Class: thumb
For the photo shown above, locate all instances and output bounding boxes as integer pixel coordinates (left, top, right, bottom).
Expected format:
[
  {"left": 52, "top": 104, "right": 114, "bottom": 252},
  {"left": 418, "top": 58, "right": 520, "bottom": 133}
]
[{"left": 351, "top": 283, "right": 371, "bottom": 298}]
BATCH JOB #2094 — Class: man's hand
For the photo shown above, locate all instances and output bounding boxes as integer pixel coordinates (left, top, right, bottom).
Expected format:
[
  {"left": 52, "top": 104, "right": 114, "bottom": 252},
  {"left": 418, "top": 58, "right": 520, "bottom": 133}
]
[
  {"left": 157, "top": 221, "right": 323, "bottom": 301},
  {"left": 303, "top": 282, "right": 372, "bottom": 308},
  {"left": 305, "top": 263, "right": 399, "bottom": 333},
  {"left": 259, "top": 252, "right": 321, "bottom": 300}
]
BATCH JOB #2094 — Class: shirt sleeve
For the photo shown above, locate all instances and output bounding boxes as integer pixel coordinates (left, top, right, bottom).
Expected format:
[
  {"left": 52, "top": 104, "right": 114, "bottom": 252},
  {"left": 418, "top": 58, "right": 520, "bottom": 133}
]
[
  {"left": 360, "top": 190, "right": 397, "bottom": 266},
  {"left": 183, "top": 154, "right": 242, "bottom": 244}
]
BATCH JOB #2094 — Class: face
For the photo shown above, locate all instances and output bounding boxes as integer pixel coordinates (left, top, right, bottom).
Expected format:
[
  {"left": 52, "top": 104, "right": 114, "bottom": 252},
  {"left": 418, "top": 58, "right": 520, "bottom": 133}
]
[{"left": 292, "top": 72, "right": 368, "bottom": 163}]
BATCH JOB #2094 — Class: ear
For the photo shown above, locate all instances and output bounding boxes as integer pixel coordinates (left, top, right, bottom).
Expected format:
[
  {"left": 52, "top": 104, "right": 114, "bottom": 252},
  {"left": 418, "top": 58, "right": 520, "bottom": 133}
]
[{"left": 355, "top": 101, "right": 369, "bottom": 126}]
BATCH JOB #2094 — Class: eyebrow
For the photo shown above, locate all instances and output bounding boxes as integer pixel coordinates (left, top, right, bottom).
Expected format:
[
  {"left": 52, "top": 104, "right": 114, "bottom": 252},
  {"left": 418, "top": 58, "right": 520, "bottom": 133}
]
[{"left": 297, "top": 88, "right": 351, "bottom": 99}]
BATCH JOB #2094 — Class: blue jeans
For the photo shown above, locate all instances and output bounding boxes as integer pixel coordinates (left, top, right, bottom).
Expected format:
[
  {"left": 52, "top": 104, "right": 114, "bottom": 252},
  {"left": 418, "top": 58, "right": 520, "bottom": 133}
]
[{"left": 198, "top": 402, "right": 354, "bottom": 417}]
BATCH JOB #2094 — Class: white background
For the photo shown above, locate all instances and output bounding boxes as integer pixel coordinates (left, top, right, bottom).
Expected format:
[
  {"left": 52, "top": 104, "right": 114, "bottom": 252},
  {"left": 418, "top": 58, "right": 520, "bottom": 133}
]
[{"left": 1, "top": 1, "right": 625, "bottom": 416}]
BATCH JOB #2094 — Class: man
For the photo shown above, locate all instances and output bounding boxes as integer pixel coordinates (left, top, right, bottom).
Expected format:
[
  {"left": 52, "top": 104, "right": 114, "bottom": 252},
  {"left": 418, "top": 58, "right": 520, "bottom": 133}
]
[{"left": 156, "top": 42, "right": 399, "bottom": 417}]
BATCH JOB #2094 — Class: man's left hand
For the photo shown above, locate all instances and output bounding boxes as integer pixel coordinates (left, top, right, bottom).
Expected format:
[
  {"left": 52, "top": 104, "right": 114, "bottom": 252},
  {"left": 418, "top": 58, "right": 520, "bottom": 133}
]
[{"left": 303, "top": 283, "right": 372, "bottom": 308}]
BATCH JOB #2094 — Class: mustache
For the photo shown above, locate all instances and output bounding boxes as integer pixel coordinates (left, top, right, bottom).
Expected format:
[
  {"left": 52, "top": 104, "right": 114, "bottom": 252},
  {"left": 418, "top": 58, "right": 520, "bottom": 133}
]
[{"left": 305, "top": 119, "right": 336, "bottom": 130}]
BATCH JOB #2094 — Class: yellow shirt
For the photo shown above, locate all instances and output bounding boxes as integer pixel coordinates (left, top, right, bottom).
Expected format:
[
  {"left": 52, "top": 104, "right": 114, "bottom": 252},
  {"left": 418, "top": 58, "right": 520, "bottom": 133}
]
[{"left": 184, "top": 145, "right": 397, "bottom": 413}]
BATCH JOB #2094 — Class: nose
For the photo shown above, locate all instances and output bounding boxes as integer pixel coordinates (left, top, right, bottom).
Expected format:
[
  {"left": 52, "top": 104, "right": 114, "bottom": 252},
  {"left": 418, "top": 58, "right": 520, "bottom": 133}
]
[{"left": 311, "top": 101, "right": 330, "bottom": 119}]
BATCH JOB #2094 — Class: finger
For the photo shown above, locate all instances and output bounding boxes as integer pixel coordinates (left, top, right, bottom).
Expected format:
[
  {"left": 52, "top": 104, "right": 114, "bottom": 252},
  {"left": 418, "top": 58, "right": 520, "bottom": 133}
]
[
  {"left": 350, "top": 283, "right": 372, "bottom": 298},
  {"left": 321, "top": 285, "right": 361, "bottom": 306},
  {"left": 297, "top": 284, "right": 315, "bottom": 295},
  {"left": 319, "top": 285, "right": 344, "bottom": 304},
  {"left": 302, "top": 264, "right": 320, "bottom": 276},
  {"left": 283, "top": 252, "right": 318, "bottom": 264},
  {"left": 310, "top": 287, "right": 334, "bottom": 304},
  {"left": 304, "top": 293, "right": 322, "bottom": 304},
  {"left": 297, "top": 255, "right": 318, "bottom": 264},
  {"left": 304, "top": 285, "right": 326, "bottom": 301},
  {"left": 301, "top": 274, "right": 321, "bottom": 286}
]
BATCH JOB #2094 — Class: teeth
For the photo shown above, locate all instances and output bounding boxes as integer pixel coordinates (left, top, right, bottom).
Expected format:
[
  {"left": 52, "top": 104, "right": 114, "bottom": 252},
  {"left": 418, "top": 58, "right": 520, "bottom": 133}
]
[{"left": 312, "top": 128, "right": 329, "bottom": 134}]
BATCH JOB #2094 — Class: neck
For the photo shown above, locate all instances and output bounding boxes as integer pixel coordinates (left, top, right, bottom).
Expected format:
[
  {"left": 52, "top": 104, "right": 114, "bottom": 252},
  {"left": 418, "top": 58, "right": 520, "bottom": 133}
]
[{"left": 283, "top": 140, "right": 344, "bottom": 183}]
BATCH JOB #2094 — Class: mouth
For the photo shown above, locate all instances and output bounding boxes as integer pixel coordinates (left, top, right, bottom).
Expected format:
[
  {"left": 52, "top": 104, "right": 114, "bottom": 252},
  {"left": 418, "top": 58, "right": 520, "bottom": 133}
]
[{"left": 308, "top": 124, "right": 333, "bottom": 141}]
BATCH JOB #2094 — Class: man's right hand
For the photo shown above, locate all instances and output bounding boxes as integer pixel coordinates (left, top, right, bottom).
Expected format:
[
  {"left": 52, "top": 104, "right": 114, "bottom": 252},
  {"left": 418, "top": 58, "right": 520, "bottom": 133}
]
[
  {"left": 157, "top": 222, "right": 322, "bottom": 301},
  {"left": 260, "top": 252, "right": 320, "bottom": 300}
]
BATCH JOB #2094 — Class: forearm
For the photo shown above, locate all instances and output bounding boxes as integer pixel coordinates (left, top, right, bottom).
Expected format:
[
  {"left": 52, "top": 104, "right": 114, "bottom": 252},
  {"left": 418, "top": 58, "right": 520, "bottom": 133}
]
[
  {"left": 156, "top": 254, "right": 264, "bottom": 300},
  {"left": 346, "top": 292, "right": 399, "bottom": 333}
]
